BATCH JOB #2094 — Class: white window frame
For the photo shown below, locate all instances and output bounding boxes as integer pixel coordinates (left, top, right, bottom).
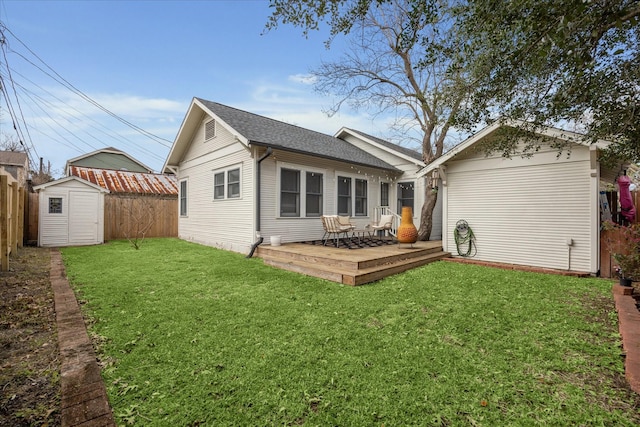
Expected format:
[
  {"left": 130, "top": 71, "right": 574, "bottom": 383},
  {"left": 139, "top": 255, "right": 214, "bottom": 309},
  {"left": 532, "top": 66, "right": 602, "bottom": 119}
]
[
  {"left": 277, "top": 163, "right": 326, "bottom": 218},
  {"left": 48, "top": 197, "right": 63, "bottom": 214},
  {"left": 179, "top": 179, "right": 188, "bottom": 217},
  {"left": 212, "top": 165, "right": 242, "bottom": 200},
  {"left": 397, "top": 180, "right": 415, "bottom": 214},
  {"left": 336, "top": 173, "right": 369, "bottom": 217}
]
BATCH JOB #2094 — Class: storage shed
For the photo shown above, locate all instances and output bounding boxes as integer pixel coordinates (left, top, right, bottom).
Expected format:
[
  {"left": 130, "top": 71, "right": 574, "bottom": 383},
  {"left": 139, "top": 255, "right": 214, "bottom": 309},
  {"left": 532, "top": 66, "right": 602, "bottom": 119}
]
[{"left": 34, "top": 176, "right": 109, "bottom": 247}]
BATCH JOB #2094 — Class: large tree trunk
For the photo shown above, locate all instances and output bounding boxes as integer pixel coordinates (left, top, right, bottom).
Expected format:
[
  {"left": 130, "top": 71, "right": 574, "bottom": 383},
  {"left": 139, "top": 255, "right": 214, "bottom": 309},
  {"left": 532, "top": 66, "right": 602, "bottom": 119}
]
[{"left": 417, "top": 186, "right": 438, "bottom": 241}]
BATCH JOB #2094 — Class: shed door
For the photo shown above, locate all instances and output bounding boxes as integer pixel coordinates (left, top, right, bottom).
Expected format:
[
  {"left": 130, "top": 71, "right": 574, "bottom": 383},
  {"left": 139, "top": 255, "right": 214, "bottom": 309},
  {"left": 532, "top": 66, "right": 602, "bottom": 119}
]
[{"left": 69, "top": 191, "right": 99, "bottom": 244}]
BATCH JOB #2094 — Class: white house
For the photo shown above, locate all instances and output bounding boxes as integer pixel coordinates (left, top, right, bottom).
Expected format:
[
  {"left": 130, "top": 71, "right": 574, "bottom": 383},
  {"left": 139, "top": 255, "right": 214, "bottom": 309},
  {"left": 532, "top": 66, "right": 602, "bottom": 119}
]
[
  {"left": 418, "top": 121, "right": 620, "bottom": 274},
  {"left": 162, "top": 97, "right": 440, "bottom": 255},
  {"left": 34, "top": 176, "right": 109, "bottom": 247}
]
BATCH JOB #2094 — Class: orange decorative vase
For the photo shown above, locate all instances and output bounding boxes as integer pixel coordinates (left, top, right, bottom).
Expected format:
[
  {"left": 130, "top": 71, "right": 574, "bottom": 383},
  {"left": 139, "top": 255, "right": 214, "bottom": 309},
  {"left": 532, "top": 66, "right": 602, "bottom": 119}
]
[{"left": 397, "top": 206, "right": 418, "bottom": 243}]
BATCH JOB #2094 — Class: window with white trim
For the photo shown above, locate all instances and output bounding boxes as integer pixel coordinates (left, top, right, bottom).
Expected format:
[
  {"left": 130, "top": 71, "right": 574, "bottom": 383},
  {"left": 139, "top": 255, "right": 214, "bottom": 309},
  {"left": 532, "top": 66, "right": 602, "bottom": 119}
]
[
  {"left": 280, "top": 168, "right": 300, "bottom": 217},
  {"left": 278, "top": 166, "right": 325, "bottom": 217},
  {"left": 213, "top": 166, "right": 241, "bottom": 200},
  {"left": 337, "top": 175, "right": 369, "bottom": 216},
  {"left": 355, "top": 178, "right": 368, "bottom": 216},
  {"left": 305, "top": 171, "right": 323, "bottom": 217},
  {"left": 380, "top": 182, "right": 389, "bottom": 207},
  {"left": 397, "top": 181, "right": 414, "bottom": 214},
  {"left": 205, "top": 119, "right": 216, "bottom": 140},
  {"left": 179, "top": 180, "right": 187, "bottom": 216},
  {"left": 337, "top": 176, "right": 351, "bottom": 216},
  {"left": 48, "top": 197, "right": 62, "bottom": 214}
]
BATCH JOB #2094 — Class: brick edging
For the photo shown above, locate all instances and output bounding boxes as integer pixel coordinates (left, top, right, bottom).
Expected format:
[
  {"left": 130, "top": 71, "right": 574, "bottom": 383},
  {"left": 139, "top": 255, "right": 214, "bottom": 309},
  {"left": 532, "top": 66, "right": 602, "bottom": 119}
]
[
  {"left": 50, "top": 249, "right": 115, "bottom": 427},
  {"left": 613, "top": 284, "right": 640, "bottom": 394}
]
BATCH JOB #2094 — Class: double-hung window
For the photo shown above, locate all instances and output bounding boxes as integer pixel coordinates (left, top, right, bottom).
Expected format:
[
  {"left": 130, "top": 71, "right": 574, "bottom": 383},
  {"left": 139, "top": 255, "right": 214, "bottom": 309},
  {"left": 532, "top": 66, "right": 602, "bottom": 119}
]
[
  {"left": 337, "top": 176, "right": 352, "bottom": 216},
  {"left": 280, "top": 168, "right": 300, "bottom": 217},
  {"left": 305, "top": 172, "right": 323, "bottom": 217},
  {"left": 278, "top": 166, "right": 325, "bottom": 217},
  {"left": 380, "top": 182, "right": 389, "bottom": 207},
  {"left": 337, "top": 176, "right": 369, "bottom": 216},
  {"left": 213, "top": 166, "right": 241, "bottom": 200},
  {"left": 354, "top": 178, "right": 367, "bottom": 216},
  {"left": 397, "top": 181, "right": 414, "bottom": 213},
  {"left": 179, "top": 180, "right": 187, "bottom": 216}
]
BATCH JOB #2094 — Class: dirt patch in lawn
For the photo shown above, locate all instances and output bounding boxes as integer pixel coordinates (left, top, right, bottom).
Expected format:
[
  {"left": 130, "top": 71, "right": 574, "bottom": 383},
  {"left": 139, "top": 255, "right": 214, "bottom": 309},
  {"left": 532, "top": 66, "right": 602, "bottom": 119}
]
[{"left": 0, "top": 247, "right": 60, "bottom": 426}]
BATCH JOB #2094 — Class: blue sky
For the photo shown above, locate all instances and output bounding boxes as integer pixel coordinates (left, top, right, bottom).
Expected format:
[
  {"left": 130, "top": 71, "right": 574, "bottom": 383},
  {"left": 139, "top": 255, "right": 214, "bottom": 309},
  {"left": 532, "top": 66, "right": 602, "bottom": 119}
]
[{"left": 0, "top": 0, "right": 393, "bottom": 175}]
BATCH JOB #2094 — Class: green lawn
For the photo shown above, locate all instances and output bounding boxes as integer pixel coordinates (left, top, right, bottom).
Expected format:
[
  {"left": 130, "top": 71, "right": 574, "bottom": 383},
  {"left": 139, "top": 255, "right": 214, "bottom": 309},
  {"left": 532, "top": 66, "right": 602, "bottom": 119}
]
[{"left": 61, "top": 238, "right": 639, "bottom": 426}]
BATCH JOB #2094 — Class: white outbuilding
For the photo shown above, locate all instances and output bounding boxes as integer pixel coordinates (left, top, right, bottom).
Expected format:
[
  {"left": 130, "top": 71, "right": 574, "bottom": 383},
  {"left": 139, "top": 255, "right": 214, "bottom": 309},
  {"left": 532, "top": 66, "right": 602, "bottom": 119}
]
[
  {"left": 34, "top": 176, "right": 109, "bottom": 247},
  {"left": 419, "top": 121, "right": 620, "bottom": 275}
]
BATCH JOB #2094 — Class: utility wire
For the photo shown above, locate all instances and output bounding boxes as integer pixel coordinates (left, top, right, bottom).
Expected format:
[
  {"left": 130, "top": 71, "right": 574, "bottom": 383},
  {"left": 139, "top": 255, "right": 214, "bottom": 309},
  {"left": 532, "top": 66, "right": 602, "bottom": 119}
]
[
  {"left": 0, "top": 36, "right": 40, "bottom": 167},
  {"left": 0, "top": 23, "right": 173, "bottom": 147}
]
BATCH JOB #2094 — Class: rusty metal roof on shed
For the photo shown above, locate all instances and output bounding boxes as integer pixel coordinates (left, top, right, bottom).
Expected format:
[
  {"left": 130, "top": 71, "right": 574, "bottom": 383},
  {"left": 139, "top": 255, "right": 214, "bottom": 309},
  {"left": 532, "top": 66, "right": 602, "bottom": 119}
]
[{"left": 69, "top": 166, "right": 178, "bottom": 195}]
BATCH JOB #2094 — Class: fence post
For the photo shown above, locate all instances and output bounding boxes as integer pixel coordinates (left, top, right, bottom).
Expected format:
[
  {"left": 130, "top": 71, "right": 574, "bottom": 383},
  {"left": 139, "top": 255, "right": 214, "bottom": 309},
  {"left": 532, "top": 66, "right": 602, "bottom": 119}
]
[
  {"left": 1, "top": 174, "right": 8, "bottom": 271},
  {"left": 10, "top": 181, "right": 18, "bottom": 253}
]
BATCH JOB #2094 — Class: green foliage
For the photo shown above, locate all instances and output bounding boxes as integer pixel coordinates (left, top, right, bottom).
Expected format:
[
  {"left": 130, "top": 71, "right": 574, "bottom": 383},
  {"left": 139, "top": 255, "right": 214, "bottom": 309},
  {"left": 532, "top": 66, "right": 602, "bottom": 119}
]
[
  {"left": 455, "top": 0, "right": 640, "bottom": 160},
  {"left": 60, "top": 239, "right": 639, "bottom": 425},
  {"left": 267, "top": 0, "right": 640, "bottom": 161}
]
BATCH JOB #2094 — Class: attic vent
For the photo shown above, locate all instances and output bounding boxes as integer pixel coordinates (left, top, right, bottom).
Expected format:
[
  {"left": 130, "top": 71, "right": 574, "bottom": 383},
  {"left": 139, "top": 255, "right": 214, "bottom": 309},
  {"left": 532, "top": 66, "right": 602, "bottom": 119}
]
[{"left": 205, "top": 119, "right": 216, "bottom": 140}]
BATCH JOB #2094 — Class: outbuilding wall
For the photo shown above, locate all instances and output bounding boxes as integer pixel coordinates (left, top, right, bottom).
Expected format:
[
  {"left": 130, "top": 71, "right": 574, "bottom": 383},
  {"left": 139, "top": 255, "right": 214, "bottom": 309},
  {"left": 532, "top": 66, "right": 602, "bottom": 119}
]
[{"left": 442, "top": 142, "right": 596, "bottom": 273}]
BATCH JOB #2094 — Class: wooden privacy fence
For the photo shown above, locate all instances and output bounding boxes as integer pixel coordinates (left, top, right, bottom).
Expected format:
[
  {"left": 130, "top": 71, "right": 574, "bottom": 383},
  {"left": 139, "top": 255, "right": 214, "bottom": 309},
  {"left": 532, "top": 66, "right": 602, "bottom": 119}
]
[
  {"left": 0, "top": 169, "right": 26, "bottom": 271},
  {"left": 104, "top": 194, "right": 178, "bottom": 240},
  {"left": 600, "top": 190, "right": 640, "bottom": 278}
]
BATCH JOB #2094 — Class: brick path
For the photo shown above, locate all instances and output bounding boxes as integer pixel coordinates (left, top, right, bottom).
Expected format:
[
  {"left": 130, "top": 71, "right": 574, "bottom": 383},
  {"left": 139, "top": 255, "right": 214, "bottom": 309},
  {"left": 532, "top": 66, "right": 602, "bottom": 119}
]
[
  {"left": 613, "top": 284, "right": 640, "bottom": 394},
  {"left": 50, "top": 249, "right": 115, "bottom": 427}
]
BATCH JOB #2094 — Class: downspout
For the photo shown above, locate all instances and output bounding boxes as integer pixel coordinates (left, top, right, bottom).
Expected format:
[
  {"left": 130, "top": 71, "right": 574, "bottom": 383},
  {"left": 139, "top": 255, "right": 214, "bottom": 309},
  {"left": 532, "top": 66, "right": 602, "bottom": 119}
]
[{"left": 247, "top": 147, "right": 273, "bottom": 258}]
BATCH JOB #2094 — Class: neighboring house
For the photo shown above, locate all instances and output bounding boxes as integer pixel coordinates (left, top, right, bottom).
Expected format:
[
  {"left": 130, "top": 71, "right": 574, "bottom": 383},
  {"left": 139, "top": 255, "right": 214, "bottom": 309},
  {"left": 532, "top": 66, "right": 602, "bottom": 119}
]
[
  {"left": 163, "top": 97, "right": 438, "bottom": 254},
  {"left": 418, "top": 121, "right": 621, "bottom": 275},
  {"left": 0, "top": 151, "right": 29, "bottom": 187},
  {"left": 33, "top": 176, "right": 108, "bottom": 247},
  {"left": 65, "top": 147, "right": 154, "bottom": 174}
]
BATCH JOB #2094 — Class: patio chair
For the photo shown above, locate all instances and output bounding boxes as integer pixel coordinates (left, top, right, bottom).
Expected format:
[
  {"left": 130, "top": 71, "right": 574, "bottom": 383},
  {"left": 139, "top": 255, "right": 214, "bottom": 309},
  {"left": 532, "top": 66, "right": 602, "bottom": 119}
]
[
  {"left": 321, "top": 215, "right": 354, "bottom": 247},
  {"left": 366, "top": 214, "right": 394, "bottom": 239}
]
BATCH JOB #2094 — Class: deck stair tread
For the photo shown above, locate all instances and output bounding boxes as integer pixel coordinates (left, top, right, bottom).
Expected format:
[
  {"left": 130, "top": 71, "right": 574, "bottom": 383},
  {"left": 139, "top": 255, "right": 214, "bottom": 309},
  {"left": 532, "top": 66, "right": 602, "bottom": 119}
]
[{"left": 257, "top": 241, "right": 449, "bottom": 285}]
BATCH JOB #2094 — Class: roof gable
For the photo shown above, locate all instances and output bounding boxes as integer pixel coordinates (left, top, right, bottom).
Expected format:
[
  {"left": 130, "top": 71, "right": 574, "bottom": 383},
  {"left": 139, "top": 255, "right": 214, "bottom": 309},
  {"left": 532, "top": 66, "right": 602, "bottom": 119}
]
[
  {"left": 0, "top": 151, "right": 28, "bottom": 167},
  {"left": 163, "top": 98, "right": 399, "bottom": 173},
  {"left": 33, "top": 175, "right": 109, "bottom": 192},
  {"left": 335, "top": 128, "right": 424, "bottom": 164},
  {"left": 66, "top": 148, "right": 153, "bottom": 174},
  {"left": 418, "top": 120, "right": 611, "bottom": 176}
]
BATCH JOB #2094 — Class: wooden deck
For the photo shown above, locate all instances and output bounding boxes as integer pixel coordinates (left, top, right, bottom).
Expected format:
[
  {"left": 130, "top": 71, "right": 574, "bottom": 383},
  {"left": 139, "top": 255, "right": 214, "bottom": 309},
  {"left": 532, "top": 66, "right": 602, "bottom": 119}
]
[{"left": 256, "top": 239, "right": 449, "bottom": 285}]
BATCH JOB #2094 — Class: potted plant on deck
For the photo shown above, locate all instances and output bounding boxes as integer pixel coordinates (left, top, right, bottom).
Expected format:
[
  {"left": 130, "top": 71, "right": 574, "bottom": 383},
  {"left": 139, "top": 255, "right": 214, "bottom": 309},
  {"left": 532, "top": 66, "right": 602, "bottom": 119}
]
[{"left": 603, "top": 221, "right": 640, "bottom": 286}]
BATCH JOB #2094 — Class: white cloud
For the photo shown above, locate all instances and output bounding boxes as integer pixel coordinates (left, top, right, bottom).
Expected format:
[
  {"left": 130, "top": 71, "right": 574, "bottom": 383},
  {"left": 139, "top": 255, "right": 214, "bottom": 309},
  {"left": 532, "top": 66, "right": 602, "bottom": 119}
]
[{"left": 288, "top": 73, "right": 317, "bottom": 85}]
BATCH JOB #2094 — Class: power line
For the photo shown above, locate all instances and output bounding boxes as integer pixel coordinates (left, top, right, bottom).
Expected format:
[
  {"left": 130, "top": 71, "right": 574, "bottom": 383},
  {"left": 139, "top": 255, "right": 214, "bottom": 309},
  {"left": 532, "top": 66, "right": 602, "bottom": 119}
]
[{"left": 0, "top": 23, "right": 173, "bottom": 147}]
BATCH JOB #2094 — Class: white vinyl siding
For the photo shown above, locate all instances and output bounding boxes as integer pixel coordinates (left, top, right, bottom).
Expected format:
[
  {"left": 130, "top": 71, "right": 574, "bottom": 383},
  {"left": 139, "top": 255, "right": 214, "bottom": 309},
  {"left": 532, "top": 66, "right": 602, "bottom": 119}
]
[
  {"left": 444, "top": 154, "right": 592, "bottom": 272},
  {"left": 177, "top": 138, "right": 254, "bottom": 253}
]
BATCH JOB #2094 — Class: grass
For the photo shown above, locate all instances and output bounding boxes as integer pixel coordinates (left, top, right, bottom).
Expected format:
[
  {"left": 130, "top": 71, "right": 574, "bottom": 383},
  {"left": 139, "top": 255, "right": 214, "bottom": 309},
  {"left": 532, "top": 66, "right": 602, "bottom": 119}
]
[{"left": 61, "top": 238, "right": 640, "bottom": 426}]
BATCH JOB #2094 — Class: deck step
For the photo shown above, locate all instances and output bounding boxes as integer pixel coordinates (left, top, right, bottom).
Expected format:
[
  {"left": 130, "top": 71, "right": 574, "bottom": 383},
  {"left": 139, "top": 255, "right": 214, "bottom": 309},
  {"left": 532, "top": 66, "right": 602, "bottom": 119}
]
[{"left": 261, "top": 248, "right": 450, "bottom": 286}]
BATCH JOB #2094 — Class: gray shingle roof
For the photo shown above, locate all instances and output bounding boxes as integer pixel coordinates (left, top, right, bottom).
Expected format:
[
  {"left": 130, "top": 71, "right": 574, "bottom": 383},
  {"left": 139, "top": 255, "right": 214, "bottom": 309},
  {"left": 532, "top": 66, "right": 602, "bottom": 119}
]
[
  {"left": 196, "top": 98, "right": 399, "bottom": 172},
  {"left": 343, "top": 128, "right": 423, "bottom": 161}
]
